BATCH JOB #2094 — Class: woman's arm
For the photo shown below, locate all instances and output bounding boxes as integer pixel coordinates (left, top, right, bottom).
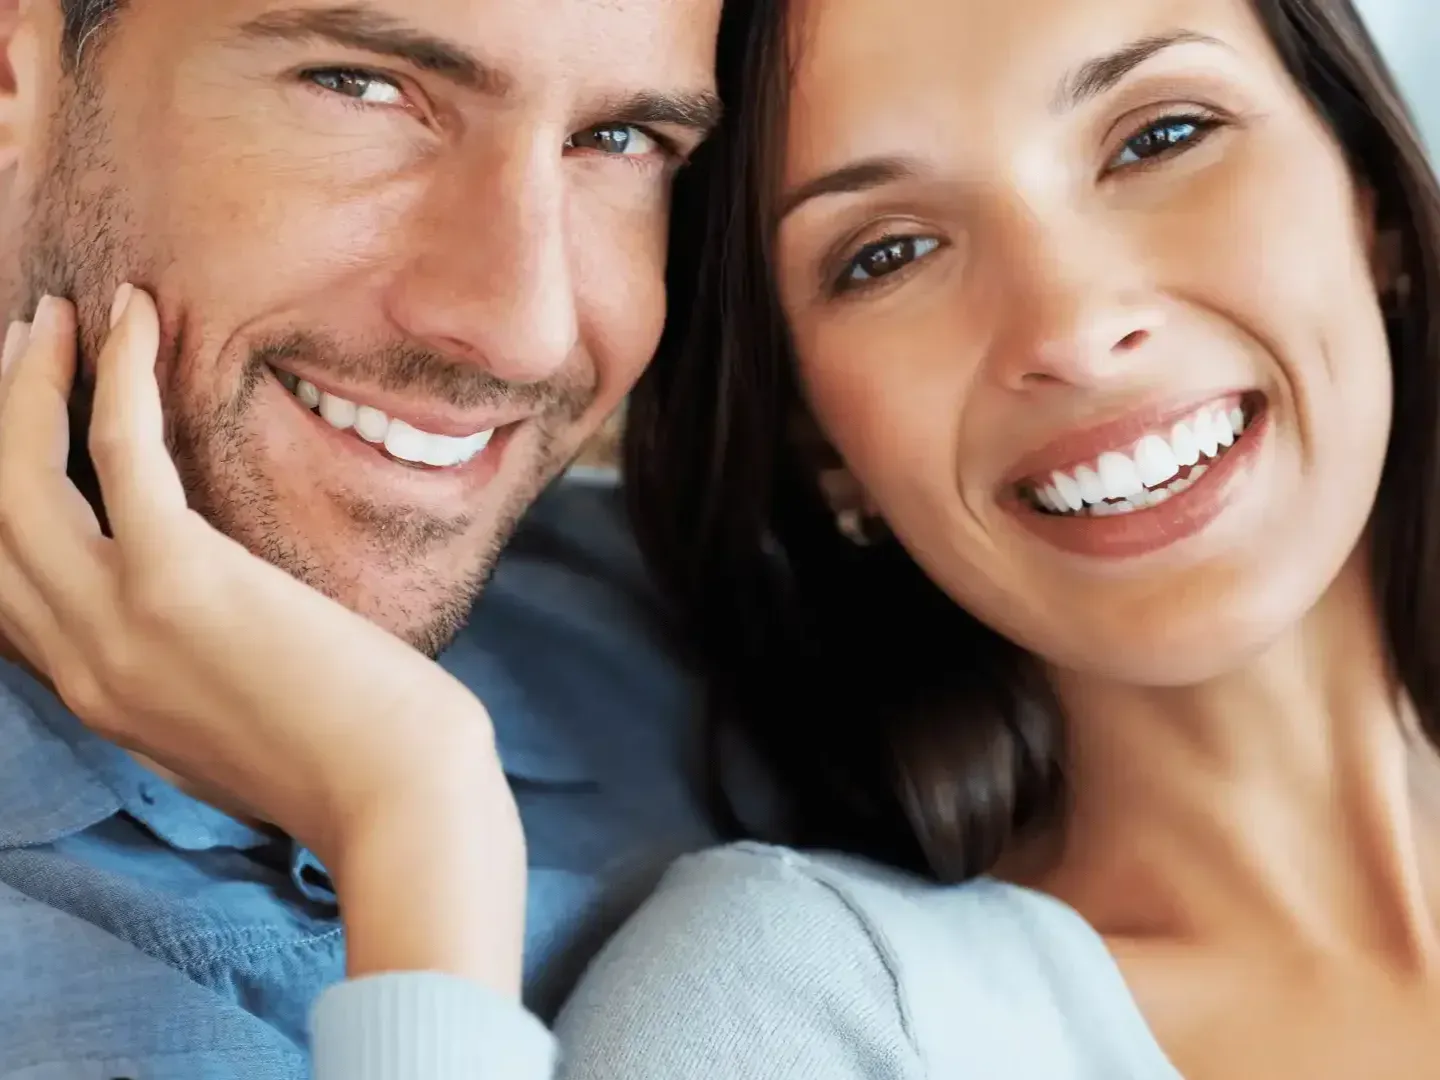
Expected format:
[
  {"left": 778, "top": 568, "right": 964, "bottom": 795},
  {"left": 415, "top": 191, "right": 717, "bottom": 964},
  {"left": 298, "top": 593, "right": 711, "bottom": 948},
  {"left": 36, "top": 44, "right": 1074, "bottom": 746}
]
[{"left": 307, "top": 844, "right": 923, "bottom": 1080}]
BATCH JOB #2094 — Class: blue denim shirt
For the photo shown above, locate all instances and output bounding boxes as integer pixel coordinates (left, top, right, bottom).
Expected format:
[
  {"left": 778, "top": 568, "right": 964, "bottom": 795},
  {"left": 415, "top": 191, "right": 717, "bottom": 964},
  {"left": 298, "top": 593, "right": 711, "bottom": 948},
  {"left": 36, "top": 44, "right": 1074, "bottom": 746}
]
[{"left": 0, "top": 472, "right": 716, "bottom": 1079}]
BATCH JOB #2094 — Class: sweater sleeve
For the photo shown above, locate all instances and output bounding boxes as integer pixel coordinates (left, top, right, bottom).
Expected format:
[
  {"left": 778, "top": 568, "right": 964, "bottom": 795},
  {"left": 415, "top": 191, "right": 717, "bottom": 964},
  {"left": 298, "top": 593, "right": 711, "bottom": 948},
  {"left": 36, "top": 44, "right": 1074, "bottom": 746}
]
[
  {"left": 308, "top": 844, "right": 925, "bottom": 1080},
  {"left": 310, "top": 972, "right": 555, "bottom": 1080}
]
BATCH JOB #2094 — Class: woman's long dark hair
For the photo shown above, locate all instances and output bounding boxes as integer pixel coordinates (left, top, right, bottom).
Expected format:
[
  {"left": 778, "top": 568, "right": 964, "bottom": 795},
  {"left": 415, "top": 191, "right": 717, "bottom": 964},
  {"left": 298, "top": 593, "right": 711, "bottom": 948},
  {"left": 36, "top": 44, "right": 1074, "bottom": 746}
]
[{"left": 626, "top": 0, "right": 1440, "bottom": 881}]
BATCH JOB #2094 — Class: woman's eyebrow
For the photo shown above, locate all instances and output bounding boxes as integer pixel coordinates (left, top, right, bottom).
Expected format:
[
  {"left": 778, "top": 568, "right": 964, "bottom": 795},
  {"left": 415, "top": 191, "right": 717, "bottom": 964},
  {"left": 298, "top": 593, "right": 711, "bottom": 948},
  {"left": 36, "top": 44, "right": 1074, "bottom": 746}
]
[
  {"left": 1053, "top": 29, "right": 1230, "bottom": 113},
  {"left": 778, "top": 156, "right": 923, "bottom": 223}
]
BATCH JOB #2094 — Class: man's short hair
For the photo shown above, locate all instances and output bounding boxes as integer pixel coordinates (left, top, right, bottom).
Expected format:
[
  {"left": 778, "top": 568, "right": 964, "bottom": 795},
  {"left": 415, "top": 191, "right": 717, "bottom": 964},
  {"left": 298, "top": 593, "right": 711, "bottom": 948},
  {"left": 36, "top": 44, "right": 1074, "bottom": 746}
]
[{"left": 59, "top": 0, "right": 124, "bottom": 64}]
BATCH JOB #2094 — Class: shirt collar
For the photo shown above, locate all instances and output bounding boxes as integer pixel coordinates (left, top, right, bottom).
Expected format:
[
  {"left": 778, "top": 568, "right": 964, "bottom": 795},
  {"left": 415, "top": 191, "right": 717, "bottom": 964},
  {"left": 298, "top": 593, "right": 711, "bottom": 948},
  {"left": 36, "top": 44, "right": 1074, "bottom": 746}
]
[
  {"left": 0, "top": 657, "right": 273, "bottom": 853},
  {"left": 0, "top": 662, "right": 117, "bottom": 849},
  {"left": 0, "top": 617, "right": 594, "bottom": 855}
]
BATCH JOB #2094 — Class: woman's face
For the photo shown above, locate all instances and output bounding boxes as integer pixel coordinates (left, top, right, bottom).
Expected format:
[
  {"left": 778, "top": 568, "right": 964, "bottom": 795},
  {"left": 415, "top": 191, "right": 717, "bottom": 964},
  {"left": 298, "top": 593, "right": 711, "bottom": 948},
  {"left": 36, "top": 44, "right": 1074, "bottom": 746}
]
[{"left": 774, "top": 0, "right": 1395, "bottom": 686}]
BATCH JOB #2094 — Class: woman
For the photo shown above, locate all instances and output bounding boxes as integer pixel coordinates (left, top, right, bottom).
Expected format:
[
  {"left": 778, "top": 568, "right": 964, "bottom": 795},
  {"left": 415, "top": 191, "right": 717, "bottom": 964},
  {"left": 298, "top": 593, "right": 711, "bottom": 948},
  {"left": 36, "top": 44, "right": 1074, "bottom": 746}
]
[
  {"left": 590, "top": 0, "right": 1440, "bottom": 1074},
  {"left": 2, "top": 0, "right": 1438, "bottom": 1078}
]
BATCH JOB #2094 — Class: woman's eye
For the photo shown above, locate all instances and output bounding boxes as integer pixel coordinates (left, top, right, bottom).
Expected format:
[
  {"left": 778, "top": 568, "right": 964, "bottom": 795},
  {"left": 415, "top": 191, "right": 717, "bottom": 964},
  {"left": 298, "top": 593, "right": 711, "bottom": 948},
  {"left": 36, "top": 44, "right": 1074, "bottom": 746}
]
[
  {"left": 305, "top": 69, "right": 406, "bottom": 107},
  {"left": 838, "top": 235, "right": 942, "bottom": 291},
  {"left": 1109, "top": 114, "right": 1219, "bottom": 169},
  {"left": 566, "top": 125, "right": 661, "bottom": 157}
]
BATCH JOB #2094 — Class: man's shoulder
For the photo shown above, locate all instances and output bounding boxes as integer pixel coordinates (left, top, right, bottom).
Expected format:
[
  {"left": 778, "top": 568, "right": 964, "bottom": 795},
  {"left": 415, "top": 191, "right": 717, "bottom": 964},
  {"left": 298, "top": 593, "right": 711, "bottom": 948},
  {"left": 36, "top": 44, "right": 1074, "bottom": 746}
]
[
  {"left": 0, "top": 662, "right": 119, "bottom": 849},
  {"left": 486, "top": 467, "right": 665, "bottom": 630},
  {"left": 0, "top": 876, "right": 307, "bottom": 1078},
  {"left": 444, "top": 469, "right": 700, "bottom": 789}
]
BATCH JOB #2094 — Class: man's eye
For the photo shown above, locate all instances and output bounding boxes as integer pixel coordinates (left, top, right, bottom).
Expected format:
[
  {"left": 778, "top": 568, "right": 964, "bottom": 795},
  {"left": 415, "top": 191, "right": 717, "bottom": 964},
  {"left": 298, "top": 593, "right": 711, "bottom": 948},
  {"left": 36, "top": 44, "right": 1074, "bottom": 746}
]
[
  {"left": 1108, "top": 113, "right": 1222, "bottom": 169},
  {"left": 304, "top": 69, "right": 406, "bottom": 108},
  {"left": 836, "top": 235, "right": 942, "bottom": 292},
  {"left": 566, "top": 125, "right": 661, "bottom": 157}
]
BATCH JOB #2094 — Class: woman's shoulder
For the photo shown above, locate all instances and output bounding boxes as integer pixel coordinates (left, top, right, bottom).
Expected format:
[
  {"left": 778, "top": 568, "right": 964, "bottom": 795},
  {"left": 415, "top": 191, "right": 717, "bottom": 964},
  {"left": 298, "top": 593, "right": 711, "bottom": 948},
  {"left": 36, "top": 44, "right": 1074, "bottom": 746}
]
[
  {"left": 650, "top": 840, "right": 1020, "bottom": 955},
  {"left": 556, "top": 842, "right": 1103, "bottom": 1079}
]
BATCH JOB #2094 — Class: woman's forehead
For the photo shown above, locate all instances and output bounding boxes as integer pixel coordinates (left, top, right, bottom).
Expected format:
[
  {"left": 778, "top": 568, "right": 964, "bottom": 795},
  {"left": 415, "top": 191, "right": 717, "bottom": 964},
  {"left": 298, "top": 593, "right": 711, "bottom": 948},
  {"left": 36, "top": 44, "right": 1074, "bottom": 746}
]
[{"left": 780, "top": 0, "right": 1275, "bottom": 178}]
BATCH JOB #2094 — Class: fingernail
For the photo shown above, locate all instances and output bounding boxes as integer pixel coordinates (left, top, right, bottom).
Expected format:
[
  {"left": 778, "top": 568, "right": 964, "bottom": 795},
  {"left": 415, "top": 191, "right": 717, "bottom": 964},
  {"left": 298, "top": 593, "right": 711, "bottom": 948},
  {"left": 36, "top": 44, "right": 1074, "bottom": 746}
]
[
  {"left": 110, "top": 283, "right": 134, "bottom": 329},
  {"left": 33, "top": 294, "right": 58, "bottom": 333}
]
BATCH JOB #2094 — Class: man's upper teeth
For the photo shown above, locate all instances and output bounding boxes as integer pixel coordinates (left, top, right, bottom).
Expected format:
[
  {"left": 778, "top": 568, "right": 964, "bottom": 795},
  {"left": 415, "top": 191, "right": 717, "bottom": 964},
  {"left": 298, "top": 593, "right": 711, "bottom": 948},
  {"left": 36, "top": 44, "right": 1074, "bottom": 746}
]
[
  {"left": 290, "top": 378, "right": 493, "bottom": 467},
  {"left": 1034, "top": 403, "right": 1246, "bottom": 512}
]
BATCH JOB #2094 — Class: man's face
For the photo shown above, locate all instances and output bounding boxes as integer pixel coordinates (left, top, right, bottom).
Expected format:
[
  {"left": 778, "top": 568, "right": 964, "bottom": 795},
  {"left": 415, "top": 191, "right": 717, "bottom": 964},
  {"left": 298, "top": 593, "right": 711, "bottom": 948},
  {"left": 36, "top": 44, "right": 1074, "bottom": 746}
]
[{"left": 2, "top": 0, "right": 720, "bottom": 654}]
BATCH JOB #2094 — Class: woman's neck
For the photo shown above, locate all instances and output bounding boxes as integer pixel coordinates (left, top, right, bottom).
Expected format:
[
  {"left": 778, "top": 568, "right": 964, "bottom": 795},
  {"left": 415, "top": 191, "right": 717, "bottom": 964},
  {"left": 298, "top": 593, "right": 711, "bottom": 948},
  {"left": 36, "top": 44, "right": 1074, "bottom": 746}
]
[{"left": 1035, "top": 550, "right": 1440, "bottom": 972}]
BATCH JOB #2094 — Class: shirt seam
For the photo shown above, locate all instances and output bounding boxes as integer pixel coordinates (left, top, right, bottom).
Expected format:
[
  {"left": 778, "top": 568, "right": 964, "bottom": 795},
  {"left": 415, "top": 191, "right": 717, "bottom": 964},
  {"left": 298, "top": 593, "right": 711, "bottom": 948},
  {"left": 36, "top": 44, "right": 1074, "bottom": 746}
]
[{"left": 734, "top": 844, "right": 928, "bottom": 1076}]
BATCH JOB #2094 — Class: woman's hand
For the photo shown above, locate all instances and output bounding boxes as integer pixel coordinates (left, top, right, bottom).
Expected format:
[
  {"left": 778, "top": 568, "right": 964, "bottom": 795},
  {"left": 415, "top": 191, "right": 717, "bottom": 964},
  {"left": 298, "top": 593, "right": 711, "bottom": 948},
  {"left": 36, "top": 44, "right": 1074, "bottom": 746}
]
[{"left": 0, "top": 288, "right": 526, "bottom": 993}]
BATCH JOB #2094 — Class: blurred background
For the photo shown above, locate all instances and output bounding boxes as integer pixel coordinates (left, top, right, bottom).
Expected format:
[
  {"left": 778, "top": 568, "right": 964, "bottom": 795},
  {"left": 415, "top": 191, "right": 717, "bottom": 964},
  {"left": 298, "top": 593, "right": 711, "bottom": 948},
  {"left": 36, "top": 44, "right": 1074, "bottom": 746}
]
[
  {"left": 1360, "top": 0, "right": 1438, "bottom": 152},
  {"left": 575, "top": 0, "right": 1438, "bottom": 470}
]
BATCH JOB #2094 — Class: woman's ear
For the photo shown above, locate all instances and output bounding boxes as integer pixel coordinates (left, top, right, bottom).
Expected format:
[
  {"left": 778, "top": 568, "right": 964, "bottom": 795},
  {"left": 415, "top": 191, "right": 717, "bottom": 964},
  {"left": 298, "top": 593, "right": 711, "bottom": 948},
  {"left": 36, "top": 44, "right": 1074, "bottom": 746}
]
[
  {"left": 790, "top": 407, "right": 885, "bottom": 544},
  {"left": 1374, "top": 227, "right": 1411, "bottom": 312},
  {"left": 1358, "top": 184, "right": 1410, "bottom": 311}
]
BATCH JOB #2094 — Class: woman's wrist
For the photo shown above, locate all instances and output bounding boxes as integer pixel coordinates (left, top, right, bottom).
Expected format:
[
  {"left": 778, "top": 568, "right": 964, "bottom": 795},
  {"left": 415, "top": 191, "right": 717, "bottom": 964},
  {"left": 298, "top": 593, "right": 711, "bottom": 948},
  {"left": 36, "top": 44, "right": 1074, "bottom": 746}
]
[{"left": 330, "top": 762, "right": 528, "bottom": 996}]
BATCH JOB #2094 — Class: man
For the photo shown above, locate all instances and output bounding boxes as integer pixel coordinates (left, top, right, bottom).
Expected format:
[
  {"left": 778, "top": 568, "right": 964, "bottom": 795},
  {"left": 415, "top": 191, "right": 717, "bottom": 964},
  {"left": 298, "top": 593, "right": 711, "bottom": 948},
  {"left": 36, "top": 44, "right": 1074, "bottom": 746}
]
[{"left": 0, "top": 0, "right": 721, "bottom": 1073}]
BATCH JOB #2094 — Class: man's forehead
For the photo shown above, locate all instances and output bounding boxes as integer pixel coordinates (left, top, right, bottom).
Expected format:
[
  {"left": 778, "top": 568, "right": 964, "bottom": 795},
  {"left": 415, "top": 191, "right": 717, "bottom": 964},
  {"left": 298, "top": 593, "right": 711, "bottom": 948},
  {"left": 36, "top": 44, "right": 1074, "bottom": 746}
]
[{"left": 170, "top": 0, "right": 721, "bottom": 99}]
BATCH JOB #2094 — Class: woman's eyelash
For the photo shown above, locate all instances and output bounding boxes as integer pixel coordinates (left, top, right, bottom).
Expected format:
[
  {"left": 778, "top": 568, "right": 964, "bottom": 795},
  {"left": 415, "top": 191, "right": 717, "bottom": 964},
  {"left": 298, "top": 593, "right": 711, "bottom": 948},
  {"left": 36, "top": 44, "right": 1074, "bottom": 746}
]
[
  {"left": 1107, "top": 111, "right": 1226, "bottom": 172},
  {"left": 825, "top": 110, "right": 1226, "bottom": 298},
  {"left": 830, "top": 235, "right": 943, "bottom": 296}
]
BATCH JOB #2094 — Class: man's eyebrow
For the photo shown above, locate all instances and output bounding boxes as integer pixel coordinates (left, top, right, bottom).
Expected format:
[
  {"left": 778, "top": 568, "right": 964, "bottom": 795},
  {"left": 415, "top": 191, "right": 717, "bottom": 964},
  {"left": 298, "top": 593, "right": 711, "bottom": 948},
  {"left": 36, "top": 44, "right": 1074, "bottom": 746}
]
[
  {"left": 600, "top": 90, "right": 724, "bottom": 138},
  {"left": 236, "top": 4, "right": 510, "bottom": 95},
  {"left": 1053, "top": 30, "right": 1229, "bottom": 112},
  {"left": 778, "top": 157, "right": 921, "bottom": 222}
]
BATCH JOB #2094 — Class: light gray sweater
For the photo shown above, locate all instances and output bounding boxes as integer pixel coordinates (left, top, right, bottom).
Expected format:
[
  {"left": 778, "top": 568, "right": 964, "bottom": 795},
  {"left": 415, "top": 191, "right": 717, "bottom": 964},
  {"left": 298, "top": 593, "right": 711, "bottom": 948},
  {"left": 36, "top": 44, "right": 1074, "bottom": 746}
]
[{"left": 309, "top": 842, "right": 1183, "bottom": 1078}]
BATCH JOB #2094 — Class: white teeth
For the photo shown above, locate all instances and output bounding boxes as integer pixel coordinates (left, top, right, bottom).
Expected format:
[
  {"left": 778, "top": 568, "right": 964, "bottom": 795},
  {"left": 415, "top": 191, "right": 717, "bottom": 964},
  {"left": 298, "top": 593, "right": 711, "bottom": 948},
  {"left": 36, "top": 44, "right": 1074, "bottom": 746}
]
[
  {"left": 1133, "top": 434, "right": 1179, "bottom": 488},
  {"left": 1193, "top": 412, "right": 1220, "bottom": 458},
  {"left": 279, "top": 373, "right": 494, "bottom": 467},
  {"left": 383, "top": 419, "right": 430, "bottom": 463},
  {"left": 1170, "top": 421, "right": 1200, "bottom": 467},
  {"left": 1074, "top": 464, "right": 1106, "bottom": 506},
  {"left": 1213, "top": 409, "right": 1235, "bottom": 448},
  {"left": 355, "top": 405, "right": 390, "bottom": 443},
  {"left": 1025, "top": 401, "right": 1250, "bottom": 517},
  {"left": 320, "top": 392, "right": 358, "bottom": 430},
  {"left": 1096, "top": 451, "right": 1144, "bottom": 500},
  {"left": 1052, "top": 471, "right": 1084, "bottom": 511}
]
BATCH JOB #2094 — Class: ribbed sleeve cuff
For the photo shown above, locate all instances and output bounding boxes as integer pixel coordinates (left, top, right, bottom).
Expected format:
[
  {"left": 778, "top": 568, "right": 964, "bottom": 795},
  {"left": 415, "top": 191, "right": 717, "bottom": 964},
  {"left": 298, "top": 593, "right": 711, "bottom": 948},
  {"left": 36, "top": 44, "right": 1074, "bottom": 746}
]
[{"left": 311, "top": 973, "right": 556, "bottom": 1080}]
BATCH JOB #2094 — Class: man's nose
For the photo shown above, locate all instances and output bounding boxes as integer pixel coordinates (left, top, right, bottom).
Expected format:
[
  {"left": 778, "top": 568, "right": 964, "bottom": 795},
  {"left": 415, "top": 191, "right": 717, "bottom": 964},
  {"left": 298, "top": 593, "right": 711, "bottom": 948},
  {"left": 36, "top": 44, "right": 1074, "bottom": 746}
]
[{"left": 384, "top": 140, "right": 579, "bottom": 386}]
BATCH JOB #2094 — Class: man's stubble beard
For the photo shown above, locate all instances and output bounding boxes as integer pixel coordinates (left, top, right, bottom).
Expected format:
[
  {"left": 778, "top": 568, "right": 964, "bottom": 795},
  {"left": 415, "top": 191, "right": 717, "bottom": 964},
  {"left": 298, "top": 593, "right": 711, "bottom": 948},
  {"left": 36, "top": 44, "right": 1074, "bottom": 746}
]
[{"left": 16, "top": 74, "right": 581, "bottom": 658}]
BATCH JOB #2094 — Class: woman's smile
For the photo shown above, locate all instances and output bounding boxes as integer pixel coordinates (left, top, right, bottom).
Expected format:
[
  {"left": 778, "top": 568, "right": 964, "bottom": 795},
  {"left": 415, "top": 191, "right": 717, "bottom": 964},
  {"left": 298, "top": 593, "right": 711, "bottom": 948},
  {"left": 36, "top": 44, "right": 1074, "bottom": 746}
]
[{"left": 1006, "top": 391, "right": 1270, "bottom": 558}]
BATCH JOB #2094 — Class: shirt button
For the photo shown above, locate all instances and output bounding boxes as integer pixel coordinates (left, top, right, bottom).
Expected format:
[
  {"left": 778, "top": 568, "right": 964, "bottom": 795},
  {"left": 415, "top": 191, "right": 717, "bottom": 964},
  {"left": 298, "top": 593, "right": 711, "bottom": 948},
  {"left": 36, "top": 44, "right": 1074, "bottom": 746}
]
[{"left": 138, "top": 784, "right": 157, "bottom": 806}]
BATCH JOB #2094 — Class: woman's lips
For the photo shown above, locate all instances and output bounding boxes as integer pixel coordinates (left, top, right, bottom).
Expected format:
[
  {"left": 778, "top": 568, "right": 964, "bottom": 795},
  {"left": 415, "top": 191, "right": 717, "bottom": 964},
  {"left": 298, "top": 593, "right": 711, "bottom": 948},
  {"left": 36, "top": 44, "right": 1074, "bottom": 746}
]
[{"left": 1009, "top": 398, "right": 1269, "bottom": 560}]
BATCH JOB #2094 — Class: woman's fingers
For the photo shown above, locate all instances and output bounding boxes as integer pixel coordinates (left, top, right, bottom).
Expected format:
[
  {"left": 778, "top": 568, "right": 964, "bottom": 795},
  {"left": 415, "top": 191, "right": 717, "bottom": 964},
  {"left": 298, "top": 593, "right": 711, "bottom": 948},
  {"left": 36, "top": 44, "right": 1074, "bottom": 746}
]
[
  {"left": 0, "top": 298, "right": 108, "bottom": 685},
  {"left": 86, "top": 285, "right": 190, "bottom": 553},
  {"left": 0, "top": 297, "right": 104, "bottom": 579}
]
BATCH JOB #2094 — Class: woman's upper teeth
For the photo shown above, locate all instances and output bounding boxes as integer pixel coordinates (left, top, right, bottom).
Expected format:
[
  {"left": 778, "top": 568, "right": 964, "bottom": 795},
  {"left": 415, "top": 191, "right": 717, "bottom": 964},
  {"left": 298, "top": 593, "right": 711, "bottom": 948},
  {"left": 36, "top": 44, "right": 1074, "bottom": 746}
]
[
  {"left": 1033, "top": 403, "right": 1246, "bottom": 512},
  {"left": 288, "top": 376, "right": 493, "bottom": 468}
]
